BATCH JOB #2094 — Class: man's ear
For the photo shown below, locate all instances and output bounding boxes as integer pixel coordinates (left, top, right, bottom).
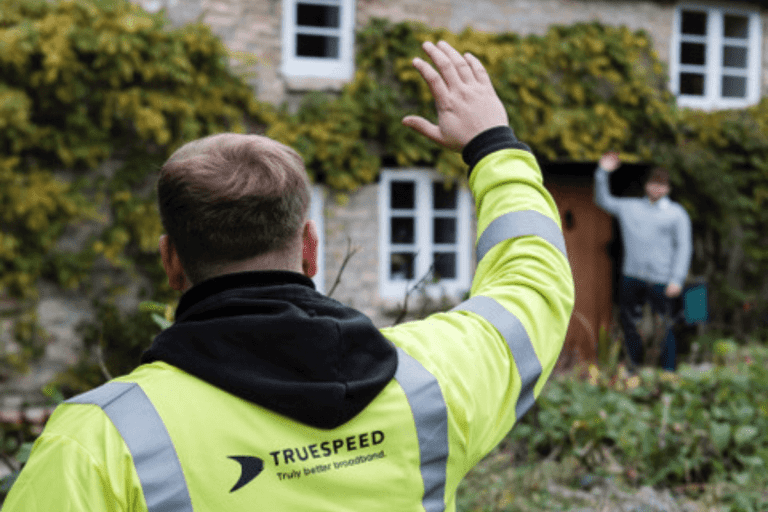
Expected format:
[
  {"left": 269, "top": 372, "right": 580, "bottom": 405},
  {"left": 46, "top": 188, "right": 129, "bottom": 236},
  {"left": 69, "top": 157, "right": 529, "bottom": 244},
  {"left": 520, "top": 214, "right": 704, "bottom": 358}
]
[
  {"left": 159, "top": 235, "right": 190, "bottom": 291},
  {"left": 301, "top": 220, "right": 319, "bottom": 278}
]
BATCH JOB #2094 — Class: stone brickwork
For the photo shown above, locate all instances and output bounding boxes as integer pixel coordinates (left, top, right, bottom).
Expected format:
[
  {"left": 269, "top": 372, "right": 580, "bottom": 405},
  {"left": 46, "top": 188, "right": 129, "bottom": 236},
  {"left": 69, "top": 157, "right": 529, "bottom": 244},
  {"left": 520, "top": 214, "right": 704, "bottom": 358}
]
[
  {"left": 356, "top": 0, "right": 453, "bottom": 28},
  {"left": 444, "top": 0, "right": 674, "bottom": 66},
  {"left": 136, "top": 0, "right": 286, "bottom": 104},
  {"left": 132, "top": 0, "right": 768, "bottom": 104},
  {"left": 321, "top": 185, "right": 390, "bottom": 327}
]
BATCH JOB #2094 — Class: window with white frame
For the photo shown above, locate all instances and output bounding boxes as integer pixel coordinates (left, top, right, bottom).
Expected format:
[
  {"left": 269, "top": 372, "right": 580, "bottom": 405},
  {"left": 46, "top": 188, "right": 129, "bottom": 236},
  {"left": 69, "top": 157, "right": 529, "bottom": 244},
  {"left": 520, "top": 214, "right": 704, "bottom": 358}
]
[
  {"left": 309, "top": 185, "right": 325, "bottom": 293},
  {"left": 281, "top": 0, "right": 355, "bottom": 80},
  {"left": 670, "top": 4, "right": 762, "bottom": 109},
  {"left": 378, "top": 170, "right": 472, "bottom": 300}
]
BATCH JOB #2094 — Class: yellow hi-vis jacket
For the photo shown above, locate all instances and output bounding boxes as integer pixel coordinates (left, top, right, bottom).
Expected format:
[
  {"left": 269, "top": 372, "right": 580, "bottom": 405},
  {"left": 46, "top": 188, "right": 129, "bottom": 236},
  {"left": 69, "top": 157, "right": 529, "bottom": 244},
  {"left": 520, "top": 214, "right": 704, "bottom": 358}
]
[{"left": 3, "top": 128, "right": 574, "bottom": 512}]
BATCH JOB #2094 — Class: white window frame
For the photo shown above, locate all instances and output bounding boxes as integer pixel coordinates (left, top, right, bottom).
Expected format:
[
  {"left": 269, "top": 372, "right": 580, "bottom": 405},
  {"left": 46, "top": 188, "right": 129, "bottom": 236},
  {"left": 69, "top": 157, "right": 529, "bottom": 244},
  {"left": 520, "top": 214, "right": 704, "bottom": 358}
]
[
  {"left": 281, "top": 0, "right": 355, "bottom": 80},
  {"left": 378, "top": 170, "right": 472, "bottom": 300},
  {"left": 669, "top": 3, "right": 762, "bottom": 110},
  {"left": 309, "top": 185, "right": 325, "bottom": 293}
]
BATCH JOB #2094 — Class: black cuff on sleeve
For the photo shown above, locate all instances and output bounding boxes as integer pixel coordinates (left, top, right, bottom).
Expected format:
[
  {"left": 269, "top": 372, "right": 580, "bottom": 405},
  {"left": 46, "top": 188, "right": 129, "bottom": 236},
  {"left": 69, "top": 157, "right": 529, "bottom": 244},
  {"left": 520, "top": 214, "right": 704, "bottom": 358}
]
[{"left": 461, "top": 126, "right": 532, "bottom": 178}]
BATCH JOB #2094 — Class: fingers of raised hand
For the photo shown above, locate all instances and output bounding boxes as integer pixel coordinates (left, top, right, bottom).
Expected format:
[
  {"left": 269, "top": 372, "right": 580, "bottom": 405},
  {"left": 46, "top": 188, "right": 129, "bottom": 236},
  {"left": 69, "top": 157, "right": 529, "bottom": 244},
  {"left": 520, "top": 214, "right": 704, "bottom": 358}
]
[
  {"left": 463, "top": 52, "right": 491, "bottom": 86},
  {"left": 435, "top": 41, "right": 475, "bottom": 84},
  {"left": 412, "top": 56, "right": 449, "bottom": 104},
  {"left": 422, "top": 41, "right": 465, "bottom": 88}
]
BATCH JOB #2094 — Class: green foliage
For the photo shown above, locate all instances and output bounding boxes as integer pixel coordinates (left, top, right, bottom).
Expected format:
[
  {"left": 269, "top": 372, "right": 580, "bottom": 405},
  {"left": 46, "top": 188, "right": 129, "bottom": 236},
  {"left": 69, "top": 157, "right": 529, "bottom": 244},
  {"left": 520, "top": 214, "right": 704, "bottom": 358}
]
[
  {"left": 653, "top": 102, "right": 768, "bottom": 338},
  {"left": 511, "top": 346, "right": 768, "bottom": 488},
  {"left": 0, "top": 0, "right": 260, "bottom": 165},
  {"left": 54, "top": 300, "right": 167, "bottom": 394},
  {"left": 266, "top": 19, "right": 677, "bottom": 190},
  {"left": 263, "top": 93, "right": 380, "bottom": 190},
  {"left": 0, "top": 156, "right": 93, "bottom": 297},
  {"left": 0, "top": 0, "right": 262, "bottom": 369}
]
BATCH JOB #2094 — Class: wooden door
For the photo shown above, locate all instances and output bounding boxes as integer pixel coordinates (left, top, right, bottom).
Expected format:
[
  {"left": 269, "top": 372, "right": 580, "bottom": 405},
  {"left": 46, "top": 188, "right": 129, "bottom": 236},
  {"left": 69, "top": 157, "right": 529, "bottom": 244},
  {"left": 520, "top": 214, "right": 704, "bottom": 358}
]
[{"left": 547, "top": 179, "right": 614, "bottom": 367}]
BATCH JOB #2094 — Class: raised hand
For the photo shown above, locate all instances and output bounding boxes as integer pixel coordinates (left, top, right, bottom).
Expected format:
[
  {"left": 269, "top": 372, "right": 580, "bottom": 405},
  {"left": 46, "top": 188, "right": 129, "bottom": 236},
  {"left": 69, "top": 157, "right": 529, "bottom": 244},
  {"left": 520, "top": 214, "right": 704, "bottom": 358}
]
[
  {"left": 402, "top": 41, "right": 509, "bottom": 152},
  {"left": 599, "top": 151, "right": 621, "bottom": 172}
]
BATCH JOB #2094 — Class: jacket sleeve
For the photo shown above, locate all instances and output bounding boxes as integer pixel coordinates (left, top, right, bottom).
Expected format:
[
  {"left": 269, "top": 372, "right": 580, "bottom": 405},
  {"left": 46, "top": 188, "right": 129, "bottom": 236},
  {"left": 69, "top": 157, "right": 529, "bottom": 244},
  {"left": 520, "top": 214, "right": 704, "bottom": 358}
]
[
  {"left": 594, "top": 166, "right": 622, "bottom": 215},
  {"left": 380, "top": 126, "right": 574, "bottom": 469},
  {"left": 1, "top": 405, "right": 145, "bottom": 512}
]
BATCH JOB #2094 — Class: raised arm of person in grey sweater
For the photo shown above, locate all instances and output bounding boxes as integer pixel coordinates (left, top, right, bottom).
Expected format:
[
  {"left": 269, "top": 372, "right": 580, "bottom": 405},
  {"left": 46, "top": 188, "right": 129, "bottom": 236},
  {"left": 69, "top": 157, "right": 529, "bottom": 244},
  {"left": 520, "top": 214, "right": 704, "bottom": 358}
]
[{"left": 593, "top": 151, "right": 622, "bottom": 215}]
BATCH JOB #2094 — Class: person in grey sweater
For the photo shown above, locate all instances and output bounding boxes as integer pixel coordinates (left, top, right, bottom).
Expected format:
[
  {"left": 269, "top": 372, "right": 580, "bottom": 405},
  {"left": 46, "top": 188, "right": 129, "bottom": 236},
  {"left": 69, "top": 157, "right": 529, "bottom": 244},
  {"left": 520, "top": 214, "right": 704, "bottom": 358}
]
[{"left": 594, "top": 152, "right": 692, "bottom": 371}]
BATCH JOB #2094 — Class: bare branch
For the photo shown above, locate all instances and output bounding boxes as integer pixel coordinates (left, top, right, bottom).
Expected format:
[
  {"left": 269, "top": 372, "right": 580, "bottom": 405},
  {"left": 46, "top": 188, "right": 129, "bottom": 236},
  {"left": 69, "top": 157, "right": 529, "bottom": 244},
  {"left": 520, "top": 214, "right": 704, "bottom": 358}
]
[
  {"left": 326, "top": 236, "right": 360, "bottom": 299},
  {"left": 392, "top": 264, "right": 435, "bottom": 326},
  {"left": 96, "top": 337, "right": 113, "bottom": 381}
]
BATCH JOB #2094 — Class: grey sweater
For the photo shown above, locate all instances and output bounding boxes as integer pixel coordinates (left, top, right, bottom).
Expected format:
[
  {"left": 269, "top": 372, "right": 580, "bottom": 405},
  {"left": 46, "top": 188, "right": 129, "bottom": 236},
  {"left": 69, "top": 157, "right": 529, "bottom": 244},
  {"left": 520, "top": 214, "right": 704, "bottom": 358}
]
[{"left": 594, "top": 167, "right": 692, "bottom": 287}]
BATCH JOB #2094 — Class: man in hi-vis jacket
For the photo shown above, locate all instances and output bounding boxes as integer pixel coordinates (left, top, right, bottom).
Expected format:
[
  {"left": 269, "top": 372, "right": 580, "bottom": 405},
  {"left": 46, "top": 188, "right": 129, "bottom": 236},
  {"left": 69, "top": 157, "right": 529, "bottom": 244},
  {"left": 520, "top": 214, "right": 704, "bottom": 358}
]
[{"left": 4, "top": 41, "right": 573, "bottom": 511}]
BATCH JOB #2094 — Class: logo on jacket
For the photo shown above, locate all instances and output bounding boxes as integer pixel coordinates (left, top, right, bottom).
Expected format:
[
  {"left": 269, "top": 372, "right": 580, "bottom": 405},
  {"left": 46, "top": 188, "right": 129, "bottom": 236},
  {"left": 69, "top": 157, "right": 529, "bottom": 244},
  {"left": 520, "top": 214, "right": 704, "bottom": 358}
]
[{"left": 228, "top": 456, "right": 264, "bottom": 492}]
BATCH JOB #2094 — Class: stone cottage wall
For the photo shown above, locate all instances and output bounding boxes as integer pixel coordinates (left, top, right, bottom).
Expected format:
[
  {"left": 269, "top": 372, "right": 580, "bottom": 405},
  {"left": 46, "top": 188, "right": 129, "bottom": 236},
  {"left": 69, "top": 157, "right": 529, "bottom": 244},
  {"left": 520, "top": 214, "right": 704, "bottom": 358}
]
[
  {"left": 134, "top": 0, "right": 768, "bottom": 103},
  {"left": 321, "top": 185, "right": 388, "bottom": 326}
]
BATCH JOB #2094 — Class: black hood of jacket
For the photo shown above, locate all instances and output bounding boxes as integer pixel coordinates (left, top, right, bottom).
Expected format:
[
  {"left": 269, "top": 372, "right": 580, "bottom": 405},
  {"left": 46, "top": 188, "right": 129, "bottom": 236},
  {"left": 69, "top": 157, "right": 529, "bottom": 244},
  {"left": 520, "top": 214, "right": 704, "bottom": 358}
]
[{"left": 141, "top": 271, "right": 398, "bottom": 429}]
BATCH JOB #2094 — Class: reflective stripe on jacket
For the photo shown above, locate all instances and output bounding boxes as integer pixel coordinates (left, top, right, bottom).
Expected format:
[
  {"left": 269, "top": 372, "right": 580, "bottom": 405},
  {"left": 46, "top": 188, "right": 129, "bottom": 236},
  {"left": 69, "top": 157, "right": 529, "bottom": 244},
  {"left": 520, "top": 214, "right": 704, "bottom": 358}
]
[{"left": 3, "top": 147, "right": 574, "bottom": 512}]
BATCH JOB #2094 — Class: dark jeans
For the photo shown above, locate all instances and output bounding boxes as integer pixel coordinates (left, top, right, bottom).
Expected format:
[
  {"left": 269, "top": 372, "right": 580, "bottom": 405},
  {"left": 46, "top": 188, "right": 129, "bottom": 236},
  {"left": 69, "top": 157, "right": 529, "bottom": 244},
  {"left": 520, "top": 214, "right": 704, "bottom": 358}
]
[{"left": 619, "top": 276, "right": 677, "bottom": 371}]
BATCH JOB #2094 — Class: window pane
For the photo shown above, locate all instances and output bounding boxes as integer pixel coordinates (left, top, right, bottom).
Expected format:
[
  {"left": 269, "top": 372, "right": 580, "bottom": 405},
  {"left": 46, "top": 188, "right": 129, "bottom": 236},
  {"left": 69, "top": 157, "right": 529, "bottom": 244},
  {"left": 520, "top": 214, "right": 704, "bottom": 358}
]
[
  {"left": 432, "top": 183, "right": 457, "bottom": 210},
  {"left": 433, "top": 218, "right": 456, "bottom": 244},
  {"left": 680, "top": 42, "right": 706, "bottom": 65},
  {"left": 724, "top": 15, "right": 748, "bottom": 39},
  {"left": 296, "top": 34, "right": 339, "bottom": 58},
  {"left": 390, "top": 252, "right": 415, "bottom": 280},
  {"left": 680, "top": 73, "right": 705, "bottom": 95},
  {"left": 297, "top": 3, "right": 340, "bottom": 28},
  {"left": 391, "top": 217, "right": 414, "bottom": 244},
  {"left": 722, "top": 75, "right": 747, "bottom": 98},
  {"left": 681, "top": 10, "right": 707, "bottom": 35},
  {"left": 390, "top": 181, "right": 415, "bottom": 209},
  {"left": 723, "top": 45, "right": 747, "bottom": 69},
  {"left": 433, "top": 252, "right": 456, "bottom": 279}
]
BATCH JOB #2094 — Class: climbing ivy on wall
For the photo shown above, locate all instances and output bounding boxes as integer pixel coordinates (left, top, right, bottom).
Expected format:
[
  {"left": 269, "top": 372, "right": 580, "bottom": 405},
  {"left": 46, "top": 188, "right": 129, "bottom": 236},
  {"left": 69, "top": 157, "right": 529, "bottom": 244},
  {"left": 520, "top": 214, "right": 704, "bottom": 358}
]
[
  {"left": 0, "top": 0, "right": 766, "bottom": 386},
  {"left": 265, "top": 18, "right": 681, "bottom": 190},
  {"left": 0, "top": 0, "right": 262, "bottom": 377},
  {"left": 654, "top": 102, "right": 768, "bottom": 337}
]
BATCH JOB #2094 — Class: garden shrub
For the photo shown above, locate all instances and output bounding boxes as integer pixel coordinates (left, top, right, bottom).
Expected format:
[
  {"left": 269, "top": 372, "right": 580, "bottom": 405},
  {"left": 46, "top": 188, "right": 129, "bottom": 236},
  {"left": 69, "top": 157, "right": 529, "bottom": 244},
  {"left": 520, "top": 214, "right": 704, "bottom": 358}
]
[{"left": 511, "top": 346, "right": 768, "bottom": 488}]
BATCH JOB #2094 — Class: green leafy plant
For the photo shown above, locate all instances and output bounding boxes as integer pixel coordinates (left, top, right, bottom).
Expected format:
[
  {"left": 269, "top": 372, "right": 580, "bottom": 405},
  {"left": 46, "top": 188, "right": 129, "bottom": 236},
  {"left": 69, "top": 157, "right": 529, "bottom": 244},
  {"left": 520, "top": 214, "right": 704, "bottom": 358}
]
[
  {"left": 53, "top": 301, "right": 169, "bottom": 394},
  {"left": 510, "top": 346, "right": 768, "bottom": 488}
]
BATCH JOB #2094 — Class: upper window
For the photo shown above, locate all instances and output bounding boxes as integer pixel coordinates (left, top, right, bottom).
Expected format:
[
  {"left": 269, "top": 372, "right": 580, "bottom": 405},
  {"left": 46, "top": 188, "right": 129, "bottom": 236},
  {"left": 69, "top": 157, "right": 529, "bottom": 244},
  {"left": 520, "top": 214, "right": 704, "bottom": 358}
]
[
  {"left": 670, "top": 4, "right": 762, "bottom": 109},
  {"left": 281, "top": 0, "right": 355, "bottom": 80},
  {"left": 378, "top": 170, "right": 472, "bottom": 300}
]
